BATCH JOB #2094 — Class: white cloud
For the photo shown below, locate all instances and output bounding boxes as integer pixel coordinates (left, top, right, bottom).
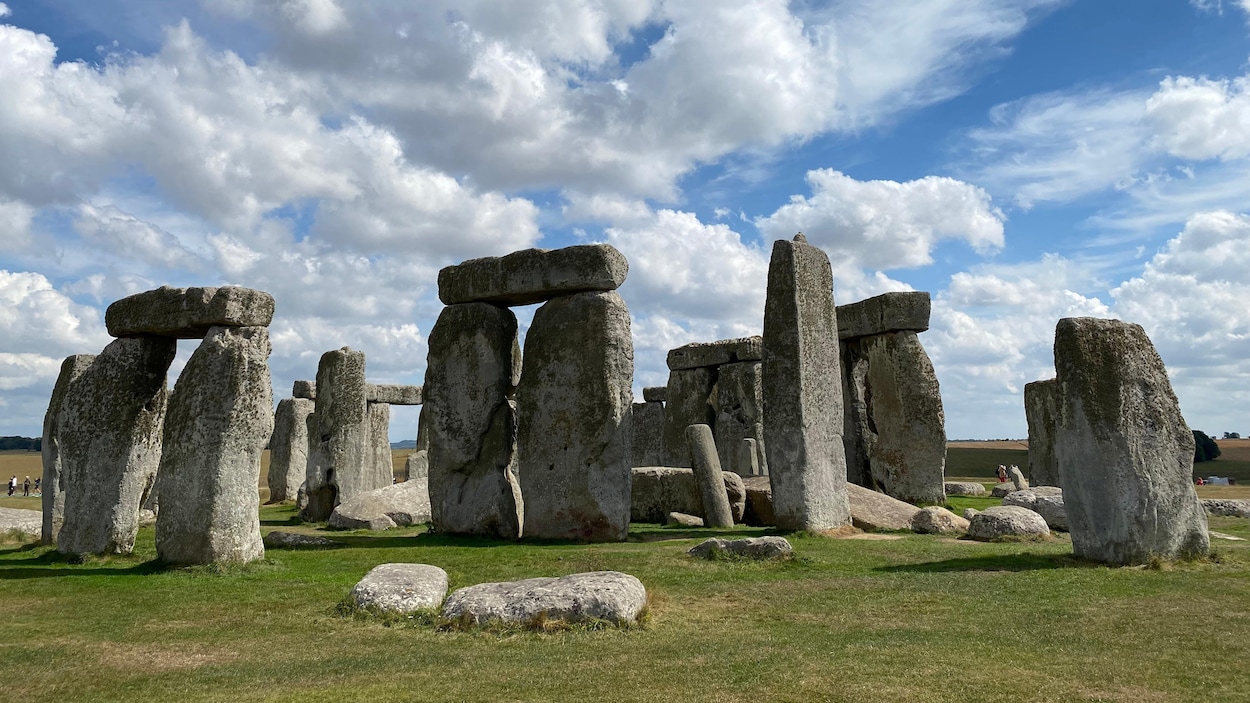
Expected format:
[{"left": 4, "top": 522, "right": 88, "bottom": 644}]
[
  {"left": 0, "top": 4, "right": 9, "bottom": 19},
  {"left": 1146, "top": 75, "right": 1250, "bottom": 161}
]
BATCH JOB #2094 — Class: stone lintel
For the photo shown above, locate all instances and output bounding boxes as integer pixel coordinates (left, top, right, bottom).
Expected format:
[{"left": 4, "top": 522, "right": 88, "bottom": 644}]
[
  {"left": 666, "top": 336, "right": 762, "bottom": 370},
  {"left": 836, "top": 291, "right": 930, "bottom": 341}
]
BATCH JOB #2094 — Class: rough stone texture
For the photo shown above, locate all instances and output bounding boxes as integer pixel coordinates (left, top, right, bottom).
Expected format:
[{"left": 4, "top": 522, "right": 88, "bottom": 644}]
[
  {"left": 106, "top": 285, "right": 274, "bottom": 339},
  {"left": 713, "top": 361, "right": 767, "bottom": 477},
  {"left": 441, "top": 571, "right": 646, "bottom": 626},
  {"left": 967, "top": 505, "right": 1051, "bottom": 541},
  {"left": 267, "top": 398, "right": 314, "bottom": 503},
  {"left": 686, "top": 424, "right": 734, "bottom": 528},
  {"left": 41, "top": 354, "right": 95, "bottom": 545},
  {"left": 911, "top": 506, "right": 970, "bottom": 534},
  {"left": 367, "top": 384, "right": 423, "bottom": 405},
  {"left": 944, "top": 481, "right": 986, "bottom": 496},
  {"left": 666, "top": 512, "right": 703, "bottom": 527},
  {"left": 1010, "top": 465, "right": 1029, "bottom": 491},
  {"left": 292, "top": 379, "right": 316, "bottom": 399},
  {"left": 425, "top": 303, "right": 524, "bottom": 539},
  {"left": 630, "top": 401, "right": 665, "bottom": 467},
  {"left": 517, "top": 291, "right": 633, "bottom": 542},
  {"left": 263, "top": 531, "right": 342, "bottom": 549},
  {"left": 438, "top": 244, "right": 629, "bottom": 306},
  {"left": 836, "top": 291, "right": 931, "bottom": 341},
  {"left": 351, "top": 564, "right": 449, "bottom": 613},
  {"left": 1202, "top": 499, "right": 1250, "bottom": 518},
  {"left": 368, "top": 402, "right": 394, "bottom": 485},
  {"left": 661, "top": 367, "right": 715, "bottom": 467},
  {"left": 841, "top": 331, "right": 946, "bottom": 505},
  {"left": 642, "top": 386, "right": 667, "bottom": 403},
  {"left": 630, "top": 467, "right": 745, "bottom": 524},
  {"left": 328, "top": 477, "right": 431, "bottom": 531},
  {"left": 405, "top": 450, "right": 429, "bottom": 481},
  {"left": 57, "top": 336, "right": 174, "bottom": 556},
  {"left": 1024, "top": 379, "right": 1060, "bottom": 487},
  {"left": 0, "top": 508, "right": 42, "bottom": 541},
  {"left": 741, "top": 476, "right": 774, "bottom": 526},
  {"left": 688, "top": 536, "right": 793, "bottom": 560},
  {"left": 155, "top": 326, "right": 271, "bottom": 565},
  {"left": 1054, "top": 317, "right": 1209, "bottom": 565},
  {"left": 962, "top": 508, "right": 979, "bottom": 521},
  {"left": 302, "top": 348, "right": 384, "bottom": 522},
  {"left": 846, "top": 482, "right": 921, "bottom": 532},
  {"left": 1002, "top": 486, "right": 1067, "bottom": 531},
  {"left": 666, "top": 336, "right": 762, "bottom": 370},
  {"left": 738, "top": 438, "right": 761, "bottom": 476},
  {"left": 762, "top": 235, "right": 851, "bottom": 530},
  {"left": 991, "top": 484, "right": 1017, "bottom": 498}
]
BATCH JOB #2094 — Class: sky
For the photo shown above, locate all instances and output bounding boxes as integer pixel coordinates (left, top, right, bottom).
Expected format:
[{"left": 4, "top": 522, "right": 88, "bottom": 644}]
[{"left": 2, "top": 0, "right": 1250, "bottom": 442}]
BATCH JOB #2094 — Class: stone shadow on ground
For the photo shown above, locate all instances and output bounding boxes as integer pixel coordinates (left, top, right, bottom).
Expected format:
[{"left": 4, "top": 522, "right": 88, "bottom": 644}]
[
  {"left": 875, "top": 552, "right": 1095, "bottom": 574},
  {"left": 0, "top": 550, "right": 170, "bottom": 580}
]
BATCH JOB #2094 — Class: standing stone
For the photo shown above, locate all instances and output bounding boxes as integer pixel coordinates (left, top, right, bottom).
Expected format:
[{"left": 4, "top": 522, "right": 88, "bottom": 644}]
[
  {"left": 661, "top": 367, "right": 715, "bottom": 467},
  {"left": 156, "top": 326, "right": 271, "bottom": 565},
  {"left": 517, "top": 291, "right": 633, "bottom": 542},
  {"left": 41, "top": 354, "right": 96, "bottom": 545},
  {"left": 1009, "top": 465, "right": 1028, "bottom": 491},
  {"left": 301, "top": 348, "right": 370, "bottom": 522},
  {"left": 686, "top": 424, "right": 734, "bottom": 528},
  {"left": 267, "top": 397, "right": 314, "bottom": 503},
  {"left": 1053, "top": 317, "right": 1209, "bottom": 565},
  {"left": 368, "top": 402, "right": 394, "bottom": 485},
  {"left": 713, "top": 360, "right": 767, "bottom": 477},
  {"left": 425, "top": 303, "right": 523, "bottom": 539},
  {"left": 762, "top": 235, "right": 850, "bottom": 531},
  {"left": 739, "top": 438, "right": 760, "bottom": 476},
  {"left": 631, "top": 401, "right": 665, "bottom": 467},
  {"left": 1024, "top": 379, "right": 1060, "bottom": 487},
  {"left": 57, "top": 337, "right": 174, "bottom": 556}
]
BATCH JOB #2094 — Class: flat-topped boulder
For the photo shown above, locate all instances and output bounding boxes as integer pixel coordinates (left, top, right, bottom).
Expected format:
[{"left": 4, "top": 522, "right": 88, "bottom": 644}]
[
  {"left": 846, "top": 482, "right": 920, "bottom": 532},
  {"left": 1002, "top": 486, "right": 1067, "bottom": 531},
  {"left": 836, "top": 291, "right": 930, "bottom": 341},
  {"left": 1202, "top": 499, "right": 1250, "bottom": 518},
  {"left": 967, "top": 505, "right": 1050, "bottom": 541},
  {"left": 350, "top": 564, "right": 449, "bottom": 614},
  {"left": 106, "top": 286, "right": 274, "bottom": 339},
  {"left": 911, "top": 506, "right": 969, "bottom": 534},
  {"left": 666, "top": 512, "right": 703, "bottom": 527},
  {"left": 291, "top": 381, "right": 424, "bottom": 406},
  {"left": 944, "top": 481, "right": 986, "bottom": 496},
  {"left": 688, "top": 536, "right": 793, "bottom": 560},
  {"left": 328, "top": 478, "right": 431, "bottom": 531},
  {"left": 441, "top": 571, "right": 646, "bottom": 626},
  {"left": 437, "top": 244, "right": 628, "bottom": 306},
  {"left": 642, "top": 386, "right": 667, "bottom": 403},
  {"left": 666, "top": 336, "right": 762, "bottom": 370}
]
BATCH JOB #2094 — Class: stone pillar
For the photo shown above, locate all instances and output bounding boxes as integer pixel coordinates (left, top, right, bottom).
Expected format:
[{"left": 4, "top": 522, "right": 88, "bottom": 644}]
[
  {"left": 368, "top": 402, "right": 394, "bottom": 485},
  {"left": 686, "top": 424, "right": 734, "bottom": 528},
  {"left": 301, "top": 347, "right": 370, "bottom": 522},
  {"left": 425, "top": 303, "right": 523, "bottom": 539},
  {"left": 41, "top": 354, "right": 96, "bottom": 546},
  {"left": 739, "top": 438, "right": 760, "bottom": 476},
  {"left": 268, "top": 397, "right": 314, "bottom": 502},
  {"left": 661, "top": 367, "right": 715, "bottom": 467},
  {"left": 1054, "top": 317, "right": 1208, "bottom": 565},
  {"left": 713, "top": 360, "right": 767, "bottom": 477},
  {"left": 631, "top": 401, "right": 665, "bottom": 467},
  {"left": 155, "top": 326, "right": 271, "bottom": 565},
  {"left": 517, "top": 291, "right": 633, "bottom": 542},
  {"left": 1024, "top": 379, "right": 1059, "bottom": 487},
  {"left": 761, "top": 234, "right": 850, "bottom": 531}
]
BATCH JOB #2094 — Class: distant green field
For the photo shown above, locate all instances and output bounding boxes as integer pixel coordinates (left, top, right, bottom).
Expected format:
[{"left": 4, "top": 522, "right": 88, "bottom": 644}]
[{"left": 945, "top": 448, "right": 1028, "bottom": 478}]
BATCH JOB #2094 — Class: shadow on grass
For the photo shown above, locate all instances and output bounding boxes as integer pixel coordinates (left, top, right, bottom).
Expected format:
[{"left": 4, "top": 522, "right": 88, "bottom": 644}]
[
  {"left": 876, "top": 551, "right": 1097, "bottom": 574},
  {"left": 260, "top": 515, "right": 303, "bottom": 527},
  {"left": 0, "top": 549, "right": 170, "bottom": 579}
]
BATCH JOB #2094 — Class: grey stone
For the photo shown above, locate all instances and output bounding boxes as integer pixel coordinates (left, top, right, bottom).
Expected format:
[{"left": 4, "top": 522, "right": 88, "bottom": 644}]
[
  {"left": 911, "top": 506, "right": 970, "bottom": 534},
  {"left": 425, "top": 304, "right": 523, "bottom": 539},
  {"left": 0, "top": 508, "right": 42, "bottom": 541},
  {"left": 741, "top": 476, "right": 774, "bottom": 526},
  {"left": 1002, "top": 486, "right": 1067, "bottom": 531},
  {"left": 688, "top": 536, "right": 793, "bottom": 560},
  {"left": 367, "top": 384, "right": 423, "bottom": 405},
  {"left": 441, "top": 571, "right": 646, "bottom": 626},
  {"left": 666, "top": 512, "right": 703, "bottom": 527},
  {"left": 328, "top": 477, "right": 431, "bottom": 531},
  {"left": 438, "top": 244, "right": 629, "bottom": 306},
  {"left": 155, "top": 326, "right": 271, "bottom": 565},
  {"left": 106, "top": 285, "right": 274, "bottom": 339},
  {"left": 630, "top": 401, "right": 665, "bottom": 467},
  {"left": 1009, "top": 465, "right": 1029, "bottom": 491},
  {"left": 962, "top": 508, "right": 980, "bottom": 521},
  {"left": 1202, "top": 499, "right": 1250, "bottom": 518},
  {"left": 368, "top": 402, "right": 394, "bottom": 485},
  {"left": 630, "top": 467, "right": 745, "bottom": 524},
  {"left": 292, "top": 380, "right": 316, "bottom": 399},
  {"left": 57, "top": 336, "right": 174, "bottom": 556},
  {"left": 991, "top": 483, "right": 1017, "bottom": 498},
  {"left": 642, "top": 386, "right": 667, "bottom": 403},
  {"left": 405, "top": 450, "right": 429, "bottom": 481},
  {"left": 666, "top": 336, "right": 762, "bottom": 370},
  {"left": 262, "top": 531, "right": 342, "bottom": 549},
  {"left": 738, "top": 438, "right": 761, "bottom": 476},
  {"left": 661, "top": 367, "right": 715, "bottom": 467},
  {"left": 1024, "top": 379, "right": 1060, "bottom": 486},
  {"left": 967, "top": 505, "right": 1051, "bottom": 541},
  {"left": 267, "top": 398, "right": 314, "bottom": 503},
  {"left": 846, "top": 482, "right": 921, "bottom": 532},
  {"left": 351, "top": 564, "right": 449, "bottom": 613},
  {"left": 836, "top": 291, "right": 931, "bottom": 341},
  {"left": 762, "top": 235, "right": 850, "bottom": 531},
  {"left": 713, "top": 361, "right": 767, "bottom": 477},
  {"left": 137, "top": 509, "right": 156, "bottom": 525},
  {"left": 1054, "top": 317, "right": 1209, "bottom": 565},
  {"left": 41, "top": 354, "right": 95, "bottom": 545},
  {"left": 944, "top": 481, "right": 986, "bottom": 496},
  {"left": 686, "top": 424, "right": 734, "bottom": 528},
  {"left": 517, "top": 291, "right": 633, "bottom": 542}
]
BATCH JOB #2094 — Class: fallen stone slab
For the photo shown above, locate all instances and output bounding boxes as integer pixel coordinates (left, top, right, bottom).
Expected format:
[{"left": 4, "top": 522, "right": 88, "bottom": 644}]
[
  {"left": 911, "top": 506, "right": 970, "bottom": 534},
  {"left": 741, "top": 476, "right": 774, "bottom": 527},
  {"left": 438, "top": 244, "right": 629, "bottom": 306},
  {"left": 1002, "top": 486, "right": 1067, "bottom": 531},
  {"left": 1202, "top": 499, "right": 1250, "bottom": 518},
  {"left": 944, "top": 481, "right": 986, "bottom": 496},
  {"left": 106, "top": 286, "right": 274, "bottom": 339},
  {"left": 687, "top": 536, "right": 793, "bottom": 560},
  {"left": 441, "top": 571, "right": 647, "bottom": 627},
  {"left": 991, "top": 483, "right": 1017, "bottom": 498},
  {"left": 328, "top": 478, "right": 431, "bottom": 531},
  {"left": 630, "top": 467, "right": 746, "bottom": 524},
  {"left": 642, "top": 386, "right": 667, "bottom": 403},
  {"left": 262, "top": 531, "right": 343, "bottom": 549},
  {"left": 0, "top": 508, "right": 42, "bottom": 540},
  {"left": 967, "top": 506, "right": 1050, "bottom": 542},
  {"left": 666, "top": 336, "right": 762, "bottom": 370},
  {"left": 366, "top": 384, "right": 423, "bottom": 405},
  {"left": 351, "top": 564, "right": 449, "bottom": 614},
  {"left": 836, "top": 291, "right": 930, "bottom": 341},
  {"left": 666, "top": 512, "right": 703, "bottom": 528},
  {"left": 846, "top": 482, "right": 921, "bottom": 532}
]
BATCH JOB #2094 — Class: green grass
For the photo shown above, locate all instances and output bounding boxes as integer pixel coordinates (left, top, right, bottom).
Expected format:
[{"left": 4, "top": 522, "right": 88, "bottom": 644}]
[{"left": 2, "top": 504, "right": 1249, "bottom": 702}]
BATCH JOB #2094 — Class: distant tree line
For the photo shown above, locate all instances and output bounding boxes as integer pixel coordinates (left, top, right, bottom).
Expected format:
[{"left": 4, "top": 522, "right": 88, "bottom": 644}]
[
  {"left": 0, "top": 436, "right": 40, "bottom": 452},
  {"left": 1194, "top": 430, "right": 1221, "bottom": 463}
]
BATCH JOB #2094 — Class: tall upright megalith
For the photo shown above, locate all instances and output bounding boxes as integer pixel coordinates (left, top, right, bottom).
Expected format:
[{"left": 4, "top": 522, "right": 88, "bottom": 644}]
[
  {"left": 41, "top": 354, "right": 97, "bottom": 546},
  {"left": 268, "top": 397, "right": 314, "bottom": 502},
  {"left": 1053, "top": 317, "right": 1208, "bottom": 565},
  {"left": 661, "top": 367, "right": 715, "bottom": 467},
  {"left": 713, "top": 360, "right": 766, "bottom": 478},
  {"left": 302, "top": 348, "right": 370, "bottom": 522},
  {"left": 761, "top": 234, "right": 851, "bottom": 531},
  {"left": 1024, "top": 379, "right": 1059, "bottom": 487}
]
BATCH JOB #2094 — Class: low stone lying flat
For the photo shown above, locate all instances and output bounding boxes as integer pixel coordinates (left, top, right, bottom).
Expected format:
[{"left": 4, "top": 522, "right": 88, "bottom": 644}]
[
  {"left": 991, "top": 484, "right": 1017, "bottom": 498},
  {"left": 1210, "top": 531, "right": 1246, "bottom": 541},
  {"left": 328, "top": 478, "right": 431, "bottom": 531},
  {"left": 262, "top": 531, "right": 342, "bottom": 549},
  {"left": 631, "top": 467, "right": 745, "bottom": 524},
  {"left": 666, "top": 336, "right": 762, "bottom": 370},
  {"left": 1202, "top": 499, "right": 1250, "bottom": 518},
  {"left": 642, "top": 386, "right": 667, "bottom": 403},
  {"left": 967, "top": 506, "right": 1050, "bottom": 542},
  {"left": 944, "top": 481, "right": 987, "bottom": 496},
  {"left": 0, "top": 508, "right": 42, "bottom": 540},
  {"left": 438, "top": 244, "right": 629, "bottom": 306},
  {"left": 687, "top": 536, "right": 792, "bottom": 560},
  {"left": 106, "top": 286, "right": 274, "bottom": 338},
  {"left": 836, "top": 291, "right": 930, "bottom": 341},
  {"left": 1003, "top": 486, "right": 1067, "bottom": 530},
  {"left": 351, "top": 564, "right": 449, "bottom": 613},
  {"left": 366, "top": 384, "right": 423, "bottom": 405},
  {"left": 666, "top": 512, "right": 703, "bottom": 527},
  {"left": 911, "top": 506, "right": 969, "bottom": 534},
  {"left": 440, "top": 571, "right": 646, "bottom": 626},
  {"left": 846, "top": 482, "right": 921, "bottom": 531}
]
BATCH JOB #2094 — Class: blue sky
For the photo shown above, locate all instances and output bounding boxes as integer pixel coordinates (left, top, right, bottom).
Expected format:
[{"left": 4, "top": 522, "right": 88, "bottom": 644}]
[{"left": 2, "top": 0, "right": 1249, "bottom": 441}]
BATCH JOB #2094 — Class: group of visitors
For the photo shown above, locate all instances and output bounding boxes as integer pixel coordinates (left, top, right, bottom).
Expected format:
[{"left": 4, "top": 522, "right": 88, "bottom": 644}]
[{"left": 6, "top": 475, "right": 38, "bottom": 497}]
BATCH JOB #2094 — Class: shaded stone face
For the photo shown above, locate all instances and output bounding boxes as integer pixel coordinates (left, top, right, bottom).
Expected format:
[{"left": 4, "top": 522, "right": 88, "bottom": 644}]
[
  {"left": 661, "top": 367, "right": 715, "bottom": 467},
  {"left": 516, "top": 290, "right": 633, "bottom": 542},
  {"left": 57, "top": 336, "right": 175, "bottom": 556},
  {"left": 301, "top": 347, "right": 370, "bottom": 522},
  {"left": 630, "top": 401, "right": 665, "bottom": 468},
  {"left": 666, "top": 336, "right": 762, "bottom": 370},
  {"left": 1053, "top": 317, "right": 1209, "bottom": 565},
  {"left": 155, "top": 325, "right": 271, "bottom": 565},
  {"left": 366, "top": 384, "right": 423, "bottom": 405},
  {"left": 437, "top": 244, "right": 629, "bottom": 306},
  {"left": 630, "top": 467, "right": 745, "bottom": 524},
  {"left": 1024, "top": 379, "right": 1060, "bottom": 487},
  {"left": 836, "top": 291, "right": 931, "bottom": 341},
  {"left": 41, "top": 354, "right": 96, "bottom": 546},
  {"left": 268, "top": 397, "right": 314, "bottom": 503},
  {"left": 712, "top": 360, "right": 767, "bottom": 477},
  {"left": 106, "top": 286, "right": 275, "bottom": 339},
  {"left": 368, "top": 402, "right": 395, "bottom": 488},
  {"left": 292, "top": 380, "right": 316, "bottom": 399},
  {"left": 641, "top": 386, "right": 667, "bottom": 403}
]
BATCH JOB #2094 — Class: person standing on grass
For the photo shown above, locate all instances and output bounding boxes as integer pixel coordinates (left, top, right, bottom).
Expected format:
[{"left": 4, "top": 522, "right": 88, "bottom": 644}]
[
  {"left": 22, "top": 476, "right": 30, "bottom": 497},
  {"left": 7, "top": 475, "right": 15, "bottom": 497},
  {"left": 34, "top": 477, "right": 41, "bottom": 495}
]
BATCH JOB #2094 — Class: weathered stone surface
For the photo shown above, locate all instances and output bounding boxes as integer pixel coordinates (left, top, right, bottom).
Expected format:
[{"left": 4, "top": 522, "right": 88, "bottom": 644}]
[
  {"left": 967, "top": 505, "right": 1051, "bottom": 541},
  {"left": 630, "top": 401, "right": 665, "bottom": 468},
  {"left": 57, "top": 336, "right": 174, "bottom": 556},
  {"left": 738, "top": 438, "right": 761, "bottom": 476},
  {"left": 0, "top": 508, "right": 42, "bottom": 541},
  {"left": 267, "top": 398, "right": 314, "bottom": 503},
  {"left": 1202, "top": 499, "right": 1250, "bottom": 518},
  {"left": 351, "top": 564, "right": 449, "bottom": 613},
  {"left": 661, "top": 367, "right": 715, "bottom": 467},
  {"left": 630, "top": 467, "right": 745, "bottom": 524},
  {"left": 328, "top": 478, "right": 431, "bottom": 531},
  {"left": 666, "top": 336, "right": 762, "bottom": 370},
  {"left": 367, "top": 384, "right": 423, "bottom": 405},
  {"left": 292, "top": 379, "right": 316, "bottom": 399},
  {"left": 368, "top": 402, "right": 394, "bottom": 485},
  {"left": 41, "top": 354, "right": 95, "bottom": 545},
  {"left": 741, "top": 476, "right": 774, "bottom": 526},
  {"left": 666, "top": 512, "right": 703, "bottom": 527},
  {"left": 441, "top": 571, "right": 646, "bottom": 626},
  {"left": 962, "top": 508, "right": 979, "bottom": 521},
  {"left": 517, "top": 291, "right": 633, "bottom": 542},
  {"left": 155, "top": 326, "right": 271, "bottom": 565},
  {"left": 1009, "top": 465, "right": 1029, "bottom": 491},
  {"left": 1024, "top": 379, "right": 1060, "bottom": 487},
  {"left": 686, "top": 424, "right": 734, "bottom": 528},
  {"left": 911, "top": 506, "right": 970, "bottom": 534},
  {"left": 106, "top": 285, "right": 274, "bottom": 339},
  {"left": 1054, "top": 317, "right": 1209, "bottom": 565},
  {"left": 836, "top": 291, "right": 931, "bottom": 341},
  {"left": 1003, "top": 486, "right": 1067, "bottom": 531},
  {"left": 688, "top": 536, "right": 793, "bottom": 560},
  {"left": 262, "top": 531, "right": 342, "bottom": 549},
  {"left": 762, "top": 234, "right": 850, "bottom": 531},
  {"left": 642, "top": 386, "right": 667, "bottom": 403},
  {"left": 991, "top": 484, "right": 1017, "bottom": 498},
  {"left": 846, "top": 482, "right": 921, "bottom": 532},
  {"left": 944, "top": 481, "right": 986, "bottom": 496},
  {"left": 438, "top": 244, "right": 629, "bottom": 306},
  {"left": 426, "top": 303, "right": 523, "bottom": 539},
  {"left": 405, "top": 450, "right": 429, "bottom": 480},
  {"left": 713, "top": 361, "right": 768, "bottom": 477}
]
